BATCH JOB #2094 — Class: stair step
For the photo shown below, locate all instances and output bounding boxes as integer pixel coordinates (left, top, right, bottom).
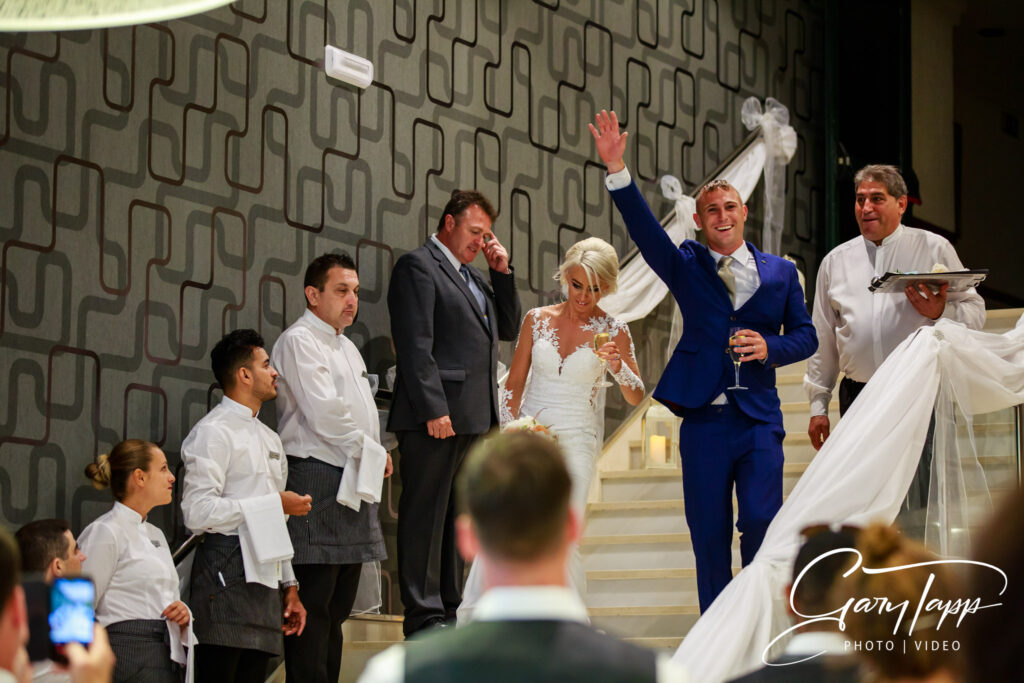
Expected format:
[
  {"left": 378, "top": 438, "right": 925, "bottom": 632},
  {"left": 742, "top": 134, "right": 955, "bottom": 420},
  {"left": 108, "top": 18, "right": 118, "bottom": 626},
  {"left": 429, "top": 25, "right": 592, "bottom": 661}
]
[
  {"left": 589, "top": 606, "right": 701, "bottom": 639},
  {"left": 587, "top": 567, "right": 740, "bottom": 580},
  {"left": 588, "top": 499, "right": 684, "bottom": 512},
  {"left": 589, "top": 605, "right": 699, "bottom": 617},
  {"left": 582, "top": 532, "right": 695, "bottom": 547},
  {"left": 625, "top": 636, "right": 685, "bottom": 649}
]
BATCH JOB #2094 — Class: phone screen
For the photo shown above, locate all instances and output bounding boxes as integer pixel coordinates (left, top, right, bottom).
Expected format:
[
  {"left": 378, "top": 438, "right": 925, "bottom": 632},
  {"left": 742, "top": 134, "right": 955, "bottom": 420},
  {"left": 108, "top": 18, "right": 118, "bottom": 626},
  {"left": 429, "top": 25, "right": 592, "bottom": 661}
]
[{"left": 49, "top": 576, "right": 95, "bottom": 661}]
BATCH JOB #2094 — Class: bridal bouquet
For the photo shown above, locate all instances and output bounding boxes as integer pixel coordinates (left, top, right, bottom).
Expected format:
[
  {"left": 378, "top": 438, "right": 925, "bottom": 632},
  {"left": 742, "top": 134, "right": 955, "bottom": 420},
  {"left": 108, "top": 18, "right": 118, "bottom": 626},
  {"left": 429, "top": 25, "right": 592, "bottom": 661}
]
[{"left": 502, "top": 416, "right": 557, "bottom": 441}]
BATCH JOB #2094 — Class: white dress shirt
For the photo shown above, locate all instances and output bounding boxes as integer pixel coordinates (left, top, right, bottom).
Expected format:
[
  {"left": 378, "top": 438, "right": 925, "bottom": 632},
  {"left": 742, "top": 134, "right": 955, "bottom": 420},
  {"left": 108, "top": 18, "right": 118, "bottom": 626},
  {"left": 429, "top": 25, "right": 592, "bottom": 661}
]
[
  {"left": 180, "top": 396, "right": 294, "bottom": 582},
  {"left": 78, "top": 502, "right": 179, "bottom": 627},
  {"left": 357, "top": 586, "right": 689, "bottom": 683},
  {"left": 271, "top": 309, "right": 380, "bottom": 468},
  {"left": 804, "top": 225, "right": 985, "bottom": 415}
]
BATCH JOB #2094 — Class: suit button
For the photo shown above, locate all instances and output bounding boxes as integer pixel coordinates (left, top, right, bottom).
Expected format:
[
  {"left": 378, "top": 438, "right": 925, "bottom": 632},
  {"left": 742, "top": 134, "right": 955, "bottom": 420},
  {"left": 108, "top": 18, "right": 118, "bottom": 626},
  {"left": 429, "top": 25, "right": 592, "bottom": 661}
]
[{"left": 730, "top": 315, "right": 736, "bottom": 321}]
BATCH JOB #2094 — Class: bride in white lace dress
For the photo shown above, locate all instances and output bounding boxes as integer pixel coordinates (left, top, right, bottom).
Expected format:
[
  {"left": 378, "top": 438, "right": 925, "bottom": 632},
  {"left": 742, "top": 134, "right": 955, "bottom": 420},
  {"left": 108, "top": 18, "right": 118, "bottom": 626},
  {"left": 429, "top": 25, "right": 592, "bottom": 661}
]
[{"left": 457, "top": 237, "right": 645, "bottom": 623}]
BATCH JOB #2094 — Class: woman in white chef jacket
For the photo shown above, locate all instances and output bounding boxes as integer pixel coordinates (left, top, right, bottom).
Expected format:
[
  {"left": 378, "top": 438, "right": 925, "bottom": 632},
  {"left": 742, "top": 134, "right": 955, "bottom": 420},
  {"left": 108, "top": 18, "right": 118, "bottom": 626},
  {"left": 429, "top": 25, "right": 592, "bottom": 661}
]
[{"left": 79, "top": 439, "right": 190, "bottom": 682}]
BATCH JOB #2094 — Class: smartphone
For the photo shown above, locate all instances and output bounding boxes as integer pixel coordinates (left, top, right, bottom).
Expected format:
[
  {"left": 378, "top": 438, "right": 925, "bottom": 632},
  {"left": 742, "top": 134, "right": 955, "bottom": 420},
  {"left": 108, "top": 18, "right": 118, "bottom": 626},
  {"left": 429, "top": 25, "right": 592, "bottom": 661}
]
[{"left": 47, "top": 576, "right": 95, "bottom": 664}]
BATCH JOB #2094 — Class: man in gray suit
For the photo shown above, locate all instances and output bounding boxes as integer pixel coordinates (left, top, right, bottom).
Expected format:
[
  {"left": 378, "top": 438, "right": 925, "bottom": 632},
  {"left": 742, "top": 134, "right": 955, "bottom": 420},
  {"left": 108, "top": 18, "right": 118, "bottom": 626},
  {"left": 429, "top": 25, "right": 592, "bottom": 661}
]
[{"left": 387, "top": 190, "right": 522, "bottom": 636}]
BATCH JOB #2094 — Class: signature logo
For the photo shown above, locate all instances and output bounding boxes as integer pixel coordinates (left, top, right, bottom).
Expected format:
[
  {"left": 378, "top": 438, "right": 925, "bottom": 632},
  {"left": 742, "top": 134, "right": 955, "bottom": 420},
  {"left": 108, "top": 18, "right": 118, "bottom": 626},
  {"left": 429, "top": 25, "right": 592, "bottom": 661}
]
[{"left": 763, "top": 548, "right": 1007, "bottom": 666}]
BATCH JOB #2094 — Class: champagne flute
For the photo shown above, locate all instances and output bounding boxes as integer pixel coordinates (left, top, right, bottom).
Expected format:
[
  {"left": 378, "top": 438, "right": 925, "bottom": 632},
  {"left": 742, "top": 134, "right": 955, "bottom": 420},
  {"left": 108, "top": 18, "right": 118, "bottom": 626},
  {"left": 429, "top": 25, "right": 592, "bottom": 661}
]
[
  {"left": 593, "top": 332, "right": 613, "bottom": 388},
  {"left": 727, "top": 326, "right": 748, "bottom": 391}
]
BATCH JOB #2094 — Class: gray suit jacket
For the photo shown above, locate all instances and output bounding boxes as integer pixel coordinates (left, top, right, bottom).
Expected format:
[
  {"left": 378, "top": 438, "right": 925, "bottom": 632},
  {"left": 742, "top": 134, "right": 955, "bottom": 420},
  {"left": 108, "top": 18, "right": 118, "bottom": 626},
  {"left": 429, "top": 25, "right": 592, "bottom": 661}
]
[{"left": 387, "top": 239, "right": 521, "bottom": 435}]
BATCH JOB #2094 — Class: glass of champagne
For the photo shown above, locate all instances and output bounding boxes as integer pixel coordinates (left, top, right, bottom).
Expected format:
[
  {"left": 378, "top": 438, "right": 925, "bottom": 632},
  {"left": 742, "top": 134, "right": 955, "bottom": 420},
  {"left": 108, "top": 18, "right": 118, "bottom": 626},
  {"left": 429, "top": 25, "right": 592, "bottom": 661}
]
[
  {"left": 727, "top": 326, "right": 748, "bottom": 391},
  {"left": 593, "top": 332, "right": 613, "bottom": 388}
]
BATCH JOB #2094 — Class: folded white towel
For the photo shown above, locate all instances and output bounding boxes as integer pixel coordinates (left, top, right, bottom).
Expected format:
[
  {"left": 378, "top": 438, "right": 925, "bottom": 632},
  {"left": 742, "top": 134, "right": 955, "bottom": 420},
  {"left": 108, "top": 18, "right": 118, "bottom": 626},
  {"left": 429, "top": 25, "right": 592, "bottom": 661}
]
[
  {"left": 238, "top": 493, "right": 294, "bottom": 588},
  {"left": 336, "top": 434, "right": 388, "bottom": 511}
]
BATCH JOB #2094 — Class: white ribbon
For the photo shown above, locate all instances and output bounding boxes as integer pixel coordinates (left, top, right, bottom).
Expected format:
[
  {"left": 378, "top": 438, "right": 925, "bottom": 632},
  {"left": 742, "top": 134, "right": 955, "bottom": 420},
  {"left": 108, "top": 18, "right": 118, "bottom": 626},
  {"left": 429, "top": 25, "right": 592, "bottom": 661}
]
[
  {"left": 741, "top": 97, "right": 797, "bottom": 255},
  {"left": 658, "top": 174, "right": 700, "bottom": 241}
]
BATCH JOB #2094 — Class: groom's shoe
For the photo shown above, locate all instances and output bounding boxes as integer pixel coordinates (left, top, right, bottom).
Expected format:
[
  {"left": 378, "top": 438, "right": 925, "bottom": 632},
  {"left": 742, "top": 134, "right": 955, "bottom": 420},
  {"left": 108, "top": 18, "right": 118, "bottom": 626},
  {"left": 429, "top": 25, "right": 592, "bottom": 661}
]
[{"left": 405, "top": 617, "right": 448, "bottom": 640}]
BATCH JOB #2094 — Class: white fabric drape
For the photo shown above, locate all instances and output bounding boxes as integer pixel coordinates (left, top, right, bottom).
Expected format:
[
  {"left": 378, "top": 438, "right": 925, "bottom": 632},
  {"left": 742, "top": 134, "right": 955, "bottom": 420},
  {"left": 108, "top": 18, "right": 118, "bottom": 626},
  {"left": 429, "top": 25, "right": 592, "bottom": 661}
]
[
  {"left": 600, "top": 98, "right": 797, "bottom": 324},
  {"left": 672, "top": 318, "right": 1024, "bottom": 682},
  {"left": 742, "top": 97, "right": 798, "bottom": 256}
]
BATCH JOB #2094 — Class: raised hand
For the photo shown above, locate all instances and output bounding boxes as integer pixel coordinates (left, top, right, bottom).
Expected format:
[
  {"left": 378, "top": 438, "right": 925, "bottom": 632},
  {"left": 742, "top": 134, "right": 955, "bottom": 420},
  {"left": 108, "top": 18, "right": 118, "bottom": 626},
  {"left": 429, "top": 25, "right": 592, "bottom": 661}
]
[
  {"left": 482, "top": 234, "right": 510, "bottom": 273},
  {"left": 588, "top": 109, "right": 628, "bottom": 173}
]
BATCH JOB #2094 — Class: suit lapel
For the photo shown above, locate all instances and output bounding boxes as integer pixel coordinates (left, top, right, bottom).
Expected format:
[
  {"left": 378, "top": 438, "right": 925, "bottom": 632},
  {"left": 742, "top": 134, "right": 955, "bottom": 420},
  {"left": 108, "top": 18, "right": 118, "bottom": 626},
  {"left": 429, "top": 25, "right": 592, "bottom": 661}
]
[{"left": 426, "top": 241, "right": 491, "bottom": 333}]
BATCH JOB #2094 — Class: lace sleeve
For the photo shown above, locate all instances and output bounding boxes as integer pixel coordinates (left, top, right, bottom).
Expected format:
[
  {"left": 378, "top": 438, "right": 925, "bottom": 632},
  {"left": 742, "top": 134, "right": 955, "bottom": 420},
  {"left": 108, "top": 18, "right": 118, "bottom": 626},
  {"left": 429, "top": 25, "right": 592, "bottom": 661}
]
[
  {"left": 499, "top": 386, "right": 515, "bottom": 426},
  {"left": 608, "top": 317, "right": 644, "bottom": 392}
]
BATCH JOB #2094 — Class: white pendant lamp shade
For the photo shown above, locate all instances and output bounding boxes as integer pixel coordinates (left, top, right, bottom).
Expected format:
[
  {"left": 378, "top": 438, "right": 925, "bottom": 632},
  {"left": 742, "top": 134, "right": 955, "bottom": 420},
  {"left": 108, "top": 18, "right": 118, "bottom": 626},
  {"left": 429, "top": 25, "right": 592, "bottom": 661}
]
[{"left": 0, "top": 0, "right": 235, "bottom": 32}]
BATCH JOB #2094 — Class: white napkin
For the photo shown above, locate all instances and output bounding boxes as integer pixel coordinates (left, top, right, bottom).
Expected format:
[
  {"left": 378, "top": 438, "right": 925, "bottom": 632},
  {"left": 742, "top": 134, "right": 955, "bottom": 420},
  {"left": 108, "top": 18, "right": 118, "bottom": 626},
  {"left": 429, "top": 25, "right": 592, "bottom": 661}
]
[
  {"left": 167, "top": 605, "right": 198, "bottom": 683},
  {"left": 336, "top": 434, "right": 388, "bottom": 511},
  {"left": 238, "top": 493, "right": 294, "bottom": 588}
]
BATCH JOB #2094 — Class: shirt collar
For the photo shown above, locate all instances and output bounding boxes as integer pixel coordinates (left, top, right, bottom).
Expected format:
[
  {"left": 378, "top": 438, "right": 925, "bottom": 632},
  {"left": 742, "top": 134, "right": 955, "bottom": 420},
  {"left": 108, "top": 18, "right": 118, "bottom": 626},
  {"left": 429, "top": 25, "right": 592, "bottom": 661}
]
[
  {"left": 709, "top": 241, "right": 752, "bottom": 266},
  {"left": 864, "top": 223, "right": 905, "bottom": 249},
  {"left": 784, "top": 631, "right": 849, "bottom": 656},
  {"left": 220, "top": 394, "right": 259, "bottom": 420},
  {"left": 473, "top": 586, "right": 590, "bottom": 623},
  {"left": 300, "top": 308, "right": 342, "bottom": 341},
  {"left": 112, "top": 501, "right": 144, "bottom": 527},
  {"left": 430, "top": 233, "right": 464, "bottom": 271}
]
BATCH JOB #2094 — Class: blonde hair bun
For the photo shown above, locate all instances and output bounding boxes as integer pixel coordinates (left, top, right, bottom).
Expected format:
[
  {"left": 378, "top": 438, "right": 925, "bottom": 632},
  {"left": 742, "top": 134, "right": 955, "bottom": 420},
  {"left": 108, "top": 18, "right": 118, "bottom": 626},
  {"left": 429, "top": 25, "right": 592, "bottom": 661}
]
[{"left": 85, "top": 453, "right": 112, "bottom": 490}]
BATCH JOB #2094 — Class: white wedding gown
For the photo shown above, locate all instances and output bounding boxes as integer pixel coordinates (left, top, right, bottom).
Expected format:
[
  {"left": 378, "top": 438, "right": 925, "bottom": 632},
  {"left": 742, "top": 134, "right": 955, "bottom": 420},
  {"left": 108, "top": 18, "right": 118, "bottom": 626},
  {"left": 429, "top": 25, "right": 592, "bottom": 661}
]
[{"left": 457, "top": 309, "right": 643, "bottom": 624}]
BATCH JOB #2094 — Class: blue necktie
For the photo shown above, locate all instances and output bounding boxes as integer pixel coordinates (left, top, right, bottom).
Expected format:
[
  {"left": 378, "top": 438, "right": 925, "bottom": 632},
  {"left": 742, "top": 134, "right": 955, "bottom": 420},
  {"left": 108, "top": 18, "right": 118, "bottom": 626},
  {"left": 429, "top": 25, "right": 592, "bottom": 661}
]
[{"left": 460, "top": 265, "right": 487, "bottom": 313}]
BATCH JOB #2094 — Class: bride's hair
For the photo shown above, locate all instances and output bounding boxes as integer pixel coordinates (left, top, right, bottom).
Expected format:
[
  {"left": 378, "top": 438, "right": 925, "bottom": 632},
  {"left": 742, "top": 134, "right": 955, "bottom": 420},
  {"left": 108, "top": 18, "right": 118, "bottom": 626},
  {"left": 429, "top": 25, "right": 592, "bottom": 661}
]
[{"left": 555, "top": 237, "right": 618, "bottom": 295}]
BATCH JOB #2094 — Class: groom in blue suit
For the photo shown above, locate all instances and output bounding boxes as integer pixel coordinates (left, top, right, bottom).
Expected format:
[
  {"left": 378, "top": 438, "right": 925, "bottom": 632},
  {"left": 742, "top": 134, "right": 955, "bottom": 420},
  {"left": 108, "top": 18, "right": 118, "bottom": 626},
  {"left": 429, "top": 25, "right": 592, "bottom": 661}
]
[{"left": 591, "top": 111, "right": 817, "bottom": 612}]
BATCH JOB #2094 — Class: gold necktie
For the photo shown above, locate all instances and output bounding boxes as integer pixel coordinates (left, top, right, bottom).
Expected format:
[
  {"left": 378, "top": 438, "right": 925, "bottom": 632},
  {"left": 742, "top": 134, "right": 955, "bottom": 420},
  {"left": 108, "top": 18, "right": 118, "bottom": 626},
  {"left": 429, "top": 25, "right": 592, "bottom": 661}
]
[{"left": 717, "top": 255, "right": 736, "bottom": 307}]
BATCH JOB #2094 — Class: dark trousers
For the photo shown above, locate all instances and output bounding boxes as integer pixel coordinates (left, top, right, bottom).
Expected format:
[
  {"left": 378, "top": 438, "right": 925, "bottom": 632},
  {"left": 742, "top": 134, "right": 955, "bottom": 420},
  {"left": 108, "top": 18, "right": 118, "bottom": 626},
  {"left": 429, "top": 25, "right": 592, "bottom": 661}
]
[
  {"left": 396, "top": 430, "right": 477, "bottom": 636},
  {"left": 194, "top": 644, "right": 271, "bottom": 683},
  {"left": 283, "top": 563, "right": 362, "bottom": 683},
  {"left": 838, "top": 376, "right": 866, "bottom": 416},
  {"left": 679, "top": 401, "right": 784, "bottom": 613}
]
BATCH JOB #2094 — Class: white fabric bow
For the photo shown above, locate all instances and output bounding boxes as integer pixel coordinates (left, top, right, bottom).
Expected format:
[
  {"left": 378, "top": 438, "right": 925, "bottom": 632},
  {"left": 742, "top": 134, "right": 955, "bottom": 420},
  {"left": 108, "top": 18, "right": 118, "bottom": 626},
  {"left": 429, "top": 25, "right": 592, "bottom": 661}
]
[{"left": 741, "top": 97, "right": 797, "bottom": 255}]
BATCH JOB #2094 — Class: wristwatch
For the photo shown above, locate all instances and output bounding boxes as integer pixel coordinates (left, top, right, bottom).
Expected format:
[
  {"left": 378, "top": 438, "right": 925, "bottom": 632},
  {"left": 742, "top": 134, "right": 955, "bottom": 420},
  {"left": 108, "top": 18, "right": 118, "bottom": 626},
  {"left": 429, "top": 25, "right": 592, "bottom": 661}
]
[{"left": 281, "top": 579, "right": 300, "bottom": 591}]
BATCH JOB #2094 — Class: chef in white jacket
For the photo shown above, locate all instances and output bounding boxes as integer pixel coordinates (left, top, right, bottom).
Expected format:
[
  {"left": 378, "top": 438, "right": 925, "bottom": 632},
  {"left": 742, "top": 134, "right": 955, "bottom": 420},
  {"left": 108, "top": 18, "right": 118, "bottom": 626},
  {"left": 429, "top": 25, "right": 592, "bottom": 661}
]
[
  {"left": 271, "top": 252, "right": 391, "bottom": 683},
  {"left": 180, "top": 329, "right": 311, "bottom": 683}
]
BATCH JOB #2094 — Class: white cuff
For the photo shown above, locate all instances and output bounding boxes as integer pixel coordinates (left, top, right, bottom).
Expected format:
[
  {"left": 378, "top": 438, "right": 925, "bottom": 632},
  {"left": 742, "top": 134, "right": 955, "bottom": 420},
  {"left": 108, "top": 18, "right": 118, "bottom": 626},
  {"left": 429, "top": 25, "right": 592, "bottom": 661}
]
[
  {"left": 611, "top": 363, "right": 644, "bottom": 392},
  {"left": 604, "top": 167, "right": 632, "bottom": 191}
]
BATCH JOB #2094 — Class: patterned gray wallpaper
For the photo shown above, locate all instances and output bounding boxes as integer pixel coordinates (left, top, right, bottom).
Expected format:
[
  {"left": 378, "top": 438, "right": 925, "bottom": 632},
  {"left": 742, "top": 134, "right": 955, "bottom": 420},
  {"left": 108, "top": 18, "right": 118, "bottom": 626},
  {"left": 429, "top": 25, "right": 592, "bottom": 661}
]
[{"left": 0, "top": 0, "right": 825, "bottom": 612}]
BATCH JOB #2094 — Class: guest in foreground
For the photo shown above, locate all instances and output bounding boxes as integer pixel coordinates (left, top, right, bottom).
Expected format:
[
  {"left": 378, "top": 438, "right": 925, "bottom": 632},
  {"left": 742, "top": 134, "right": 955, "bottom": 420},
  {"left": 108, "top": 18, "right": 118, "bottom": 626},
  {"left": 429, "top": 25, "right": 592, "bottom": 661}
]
[
  {"left": 78, "top": 440, "right": 189, "bottom": 682},
  {"left": 180, "top": 329, "right": 310, "bottom": 682},
  {"left": 358, "top": 431, "right": 689, "bottom": 682},
  {"left": 2, "top": 521, "right": 115, "bottom": 683},
  {"left": 388, "top": 190, "right": 522, "bottom": 636},
  {"left": 730, "top": 524, "right": 863, "bottom": 682},
  {"left": 836, "top": 523, "right": 960, "bottom": 682},
  {"left": 16, "top": 519, "right": 85, "bottom": 585},
  {"left": 591, "top": 109, "right": 817, "bottom": 612},
  {"left": 271, "top": 252, "right": 391, "bottom": 683},
  {"left": 964, "top": 487, "right": 1023, "bottom": 683},
  {"left": 16, "top": 519, "right": 86, "bottom": 682}
]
